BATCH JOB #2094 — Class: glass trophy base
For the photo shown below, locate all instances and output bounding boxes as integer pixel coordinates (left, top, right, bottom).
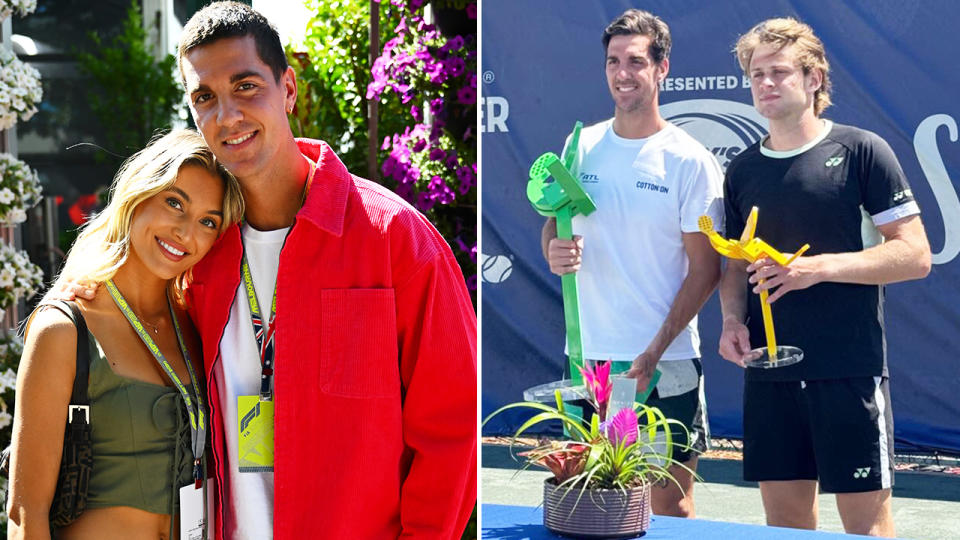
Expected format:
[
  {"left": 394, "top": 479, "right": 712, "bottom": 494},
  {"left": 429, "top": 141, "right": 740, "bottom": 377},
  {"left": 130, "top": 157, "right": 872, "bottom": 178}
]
[
  {"left": 523, "top": 379, "right": 587, "bottom": 403},
  {"left": 743, "top": 346, "right": 803, "bottom": 369},
  {"left": 523, "top": 375, "right": 637, "bottom": 403}
]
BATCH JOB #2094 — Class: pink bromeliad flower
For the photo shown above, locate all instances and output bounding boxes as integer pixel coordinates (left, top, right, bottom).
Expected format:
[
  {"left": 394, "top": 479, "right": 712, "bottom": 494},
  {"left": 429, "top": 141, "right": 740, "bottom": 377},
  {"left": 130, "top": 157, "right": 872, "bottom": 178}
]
[
  {"left": 580, "top": 361, "right": 613, "bottom": 420},
  {"left": 601, "top": 408, "right": 639, "bottom": 447}
]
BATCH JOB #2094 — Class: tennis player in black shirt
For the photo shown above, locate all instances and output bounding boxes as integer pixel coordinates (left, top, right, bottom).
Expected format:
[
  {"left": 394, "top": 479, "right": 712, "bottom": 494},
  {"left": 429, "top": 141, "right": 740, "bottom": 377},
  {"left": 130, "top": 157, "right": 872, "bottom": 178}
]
[{"left": 718, "top": 18, "right": 931, "bottom": 537}]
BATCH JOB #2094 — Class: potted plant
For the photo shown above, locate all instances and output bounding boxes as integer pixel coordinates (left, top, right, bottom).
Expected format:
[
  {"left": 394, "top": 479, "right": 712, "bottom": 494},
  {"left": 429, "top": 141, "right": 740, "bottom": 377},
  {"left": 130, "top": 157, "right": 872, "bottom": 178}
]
[{"left": 483, "top": 362, "right": 694, "bottom": 539}]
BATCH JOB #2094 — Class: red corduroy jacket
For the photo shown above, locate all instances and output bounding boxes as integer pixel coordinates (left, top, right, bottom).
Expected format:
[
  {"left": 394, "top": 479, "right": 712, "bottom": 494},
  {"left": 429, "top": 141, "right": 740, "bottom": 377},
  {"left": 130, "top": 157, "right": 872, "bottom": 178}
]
[{"left": 187, "top": 139, "right": 477, "bottom": 539}]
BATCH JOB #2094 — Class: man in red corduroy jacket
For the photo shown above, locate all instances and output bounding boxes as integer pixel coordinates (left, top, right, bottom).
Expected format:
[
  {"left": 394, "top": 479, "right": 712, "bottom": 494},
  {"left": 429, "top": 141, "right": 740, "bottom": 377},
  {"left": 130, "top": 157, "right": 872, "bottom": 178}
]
[{"left": 177, "top": 3, "right": 477, "bottom": 538}]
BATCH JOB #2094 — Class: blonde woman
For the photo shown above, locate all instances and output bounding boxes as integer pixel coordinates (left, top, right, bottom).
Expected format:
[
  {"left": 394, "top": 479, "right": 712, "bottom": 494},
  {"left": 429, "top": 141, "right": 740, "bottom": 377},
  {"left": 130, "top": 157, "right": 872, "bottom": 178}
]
[{"left": 6, "top": 129, "right": 243, "bottom": 539}]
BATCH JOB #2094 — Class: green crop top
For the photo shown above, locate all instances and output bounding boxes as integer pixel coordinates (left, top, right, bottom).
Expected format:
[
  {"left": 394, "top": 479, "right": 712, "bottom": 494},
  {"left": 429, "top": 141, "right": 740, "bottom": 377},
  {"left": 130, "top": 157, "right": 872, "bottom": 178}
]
[{"left": 83, "top": 331, "right": 195, "bottom": 516}]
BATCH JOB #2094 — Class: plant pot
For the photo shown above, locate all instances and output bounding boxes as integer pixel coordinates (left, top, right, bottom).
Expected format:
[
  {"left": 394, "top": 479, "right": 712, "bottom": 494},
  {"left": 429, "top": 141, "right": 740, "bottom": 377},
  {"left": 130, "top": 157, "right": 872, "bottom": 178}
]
[{"left": 542, "top": 478, "right": 652, "bottom": 539}]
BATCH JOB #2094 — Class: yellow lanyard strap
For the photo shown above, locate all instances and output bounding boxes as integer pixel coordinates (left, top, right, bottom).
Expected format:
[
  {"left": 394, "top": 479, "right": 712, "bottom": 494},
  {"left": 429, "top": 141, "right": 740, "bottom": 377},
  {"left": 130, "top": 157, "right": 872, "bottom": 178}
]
[{"left": 105, "top": 280, "right": 206, "bottom": 484}]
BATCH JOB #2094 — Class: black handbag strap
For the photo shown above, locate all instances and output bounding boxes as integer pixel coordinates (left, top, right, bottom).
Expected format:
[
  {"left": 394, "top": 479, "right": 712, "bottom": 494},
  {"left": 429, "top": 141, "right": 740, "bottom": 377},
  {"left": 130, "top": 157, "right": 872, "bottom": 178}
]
[{"left": 42, "top": 301, "right": 91, "bottom": 421}]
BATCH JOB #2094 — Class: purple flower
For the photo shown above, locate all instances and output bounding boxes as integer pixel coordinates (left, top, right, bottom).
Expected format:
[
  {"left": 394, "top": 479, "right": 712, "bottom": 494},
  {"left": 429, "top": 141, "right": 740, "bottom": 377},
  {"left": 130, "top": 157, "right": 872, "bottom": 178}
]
[
  {"left": 412, "top": 138, "right": 427, "bottom": 153},
  {"left": 457, "top": 87, "right": 476, "bottom": 105},
  {"left": 383, "top": 37, "right": 402, "bottom": 53},
  {"left": 467, "top": 2, "right": 476, "bottom": 19},
  {"left": 395, "top": 182, "right": 414, "bottom": 202},
  {"left": 390, "top": 161, "right": 409, "bottom": 183},
  {"left": 454, "top": 238, "right": 477, "bottom": 264},
  {"left": 445, "top": 152, "right": 458, "bottom": 169},
  {"left": 435, "top": 183, "right": 455, "bottom": 204},
  {"left": 444, "top": 57, "right": 465, "bottom": 78},
  {"left": 404, "top": 166, "right": 421, "bottom": 184},
  {"left": 442, "top": 36, "right": 465, "bottom": 53},
  {"left": 427, "top": 62, "right": 448, "bottom": 84},
  {"left": 415, "top": 192, "right": 435, "bottom": 212},
  {"left": 428, "top": 148, "right": 446, "bottom": 161},
  {"left": 456, "top": 166, "right": 475, "bottom": 194},
  {"left": 415, "top": 48, "right": 432, "bottom": 62},
  {"left": 410, "top": 105, "right": 422, "bottom": 122},
  {"left": 382, "top": 156, "right": 397, "bottom": 178},
  {"left": 466, "top": 274, "right": 477, "bottom": 291}
]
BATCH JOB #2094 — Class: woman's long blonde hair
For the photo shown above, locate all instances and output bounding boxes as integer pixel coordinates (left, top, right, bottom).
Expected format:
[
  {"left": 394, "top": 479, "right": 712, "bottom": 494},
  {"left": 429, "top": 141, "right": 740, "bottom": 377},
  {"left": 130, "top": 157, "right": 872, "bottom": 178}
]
[{"left": 55, "top": 129, "right": 244, "bottom": 302}]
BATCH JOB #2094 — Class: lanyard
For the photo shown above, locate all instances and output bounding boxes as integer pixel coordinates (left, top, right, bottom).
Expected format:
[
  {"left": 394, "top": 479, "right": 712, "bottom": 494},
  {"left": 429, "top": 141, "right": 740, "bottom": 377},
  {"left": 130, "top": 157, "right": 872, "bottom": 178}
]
[
  {"left": 240, "top": 157, "right": 317, "bottom": 402},
  {"left": 106, "top": 279, "right": 207, "bottom": 486},
  {"left": 241, "top": 255, "right": 277, "bottom": 401}
]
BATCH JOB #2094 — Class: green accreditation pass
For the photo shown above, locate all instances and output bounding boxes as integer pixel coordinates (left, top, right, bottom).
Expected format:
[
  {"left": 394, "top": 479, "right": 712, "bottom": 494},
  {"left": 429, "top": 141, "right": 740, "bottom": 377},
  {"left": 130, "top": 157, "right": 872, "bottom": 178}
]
[{"left": 238, "top": 396, "right": 274, "bottom": 472}]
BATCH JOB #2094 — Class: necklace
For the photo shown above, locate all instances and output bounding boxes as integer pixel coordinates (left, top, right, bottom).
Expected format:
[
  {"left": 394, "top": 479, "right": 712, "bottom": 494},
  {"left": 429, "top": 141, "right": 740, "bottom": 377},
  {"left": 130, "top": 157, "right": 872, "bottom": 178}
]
[
  {"left": 139, "top": 317, "right": 161, "bottom": 335},
  {"left": 129, "top": 307, "right": 162, "bottom": 334},
  {"left": 112, "top": 282, "right": 163, "bottom": 334}
]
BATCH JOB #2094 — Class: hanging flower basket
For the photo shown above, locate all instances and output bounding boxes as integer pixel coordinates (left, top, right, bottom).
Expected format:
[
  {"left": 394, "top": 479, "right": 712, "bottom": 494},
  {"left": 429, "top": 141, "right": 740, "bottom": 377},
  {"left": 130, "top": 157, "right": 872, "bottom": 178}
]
[
  {"left": 0, "top": 241, "right": 43, "bottom": 312},
  {"left": 543, "top": 478, "right": 652, "bottom": 539},
  {"left": 0, "top": 0, "right": 36, "bottom": 22},
  {"left": 0, "top": 153, "right": 41, "bottom": 224},
  {"left": 0, "top": 47, "right": 42, "bottom": 130}
]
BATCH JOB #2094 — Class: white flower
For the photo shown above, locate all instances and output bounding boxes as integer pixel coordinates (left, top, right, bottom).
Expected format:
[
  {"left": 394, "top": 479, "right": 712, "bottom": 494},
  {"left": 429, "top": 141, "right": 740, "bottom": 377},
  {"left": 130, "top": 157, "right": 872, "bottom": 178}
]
[
  {"left": 0, "top": 155, "right": 42, "bottom": 221},
  {"left": 0, "top": 48, "right": 41, "bottom": 127},
  {"left": 6, "top": 208, "right": 26, "bottom": 224},
  {"left": 0, "top": 243, "right": 43, "bottom": 309},
  {"left": 0, "top": 269, "right": 13, "bottom": 288},
  {"left": 0, "top": 411, "right": 11, "bottom": 431},
  {"left": 0, "top": 368, "right": 15, "bottom": 391}
]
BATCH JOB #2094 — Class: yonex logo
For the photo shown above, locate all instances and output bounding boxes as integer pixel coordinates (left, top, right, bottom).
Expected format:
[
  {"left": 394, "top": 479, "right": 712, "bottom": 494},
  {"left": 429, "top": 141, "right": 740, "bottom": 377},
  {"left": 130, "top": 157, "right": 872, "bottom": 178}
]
[
  {"left": 853, "top": 467, "right": 871, "bottom": 478},
  {"left": 825, "top": 156, "right": 844, "bottom": 167},
  {"left": 893, "top": 189, "right": 913, "bottom": 202}
]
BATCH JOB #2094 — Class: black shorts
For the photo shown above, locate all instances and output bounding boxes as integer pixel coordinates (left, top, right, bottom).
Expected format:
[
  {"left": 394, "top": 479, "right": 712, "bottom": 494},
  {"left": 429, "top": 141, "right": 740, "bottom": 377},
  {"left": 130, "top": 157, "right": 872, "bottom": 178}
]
[{"left": 742, "top": 377, "right": 894, "bottom": 493}]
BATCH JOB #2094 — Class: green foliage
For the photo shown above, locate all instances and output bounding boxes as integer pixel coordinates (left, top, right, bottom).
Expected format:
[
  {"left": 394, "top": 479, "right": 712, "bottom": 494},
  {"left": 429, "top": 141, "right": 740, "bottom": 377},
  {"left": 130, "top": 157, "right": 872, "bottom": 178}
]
[
  {"left": 286, "top": 0, "right": 477, "bottom": 296},
  {"left": 75, "top": 1, "right": 184, "bottom": 162},
  {"left": 287, "top": 0, "right": 406, "bottom": 175}
]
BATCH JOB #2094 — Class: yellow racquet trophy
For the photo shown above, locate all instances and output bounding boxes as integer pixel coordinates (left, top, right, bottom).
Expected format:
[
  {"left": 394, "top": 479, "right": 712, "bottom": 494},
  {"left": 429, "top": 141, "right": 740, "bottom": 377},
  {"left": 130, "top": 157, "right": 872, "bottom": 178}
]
[{"left": 699, "top": 207, "right": 809, "bottom": 368}]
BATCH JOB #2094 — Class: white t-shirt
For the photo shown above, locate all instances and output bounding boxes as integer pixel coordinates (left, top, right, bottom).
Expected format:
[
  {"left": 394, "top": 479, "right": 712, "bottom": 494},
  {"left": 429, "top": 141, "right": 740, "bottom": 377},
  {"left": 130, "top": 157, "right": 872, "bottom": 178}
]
[
  {"left": 564, "top": 120, "right": 723, "bottom": 362},
  {"left": 214, "top": 224, "right": 288, "bottom": 539}
]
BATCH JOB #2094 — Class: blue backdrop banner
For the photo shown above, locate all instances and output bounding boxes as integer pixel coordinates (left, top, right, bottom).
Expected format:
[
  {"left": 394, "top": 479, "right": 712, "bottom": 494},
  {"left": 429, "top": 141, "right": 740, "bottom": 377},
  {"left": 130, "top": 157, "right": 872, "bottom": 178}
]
[{"left": 480, "top": 0, "right": 960, "bottom": 454}]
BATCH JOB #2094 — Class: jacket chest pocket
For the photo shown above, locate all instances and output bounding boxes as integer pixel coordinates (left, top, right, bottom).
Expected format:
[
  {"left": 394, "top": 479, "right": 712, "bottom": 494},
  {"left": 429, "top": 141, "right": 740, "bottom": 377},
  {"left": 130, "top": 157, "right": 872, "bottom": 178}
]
[{"left": 318, "top": 288, "right": 400, "bottom": 398}]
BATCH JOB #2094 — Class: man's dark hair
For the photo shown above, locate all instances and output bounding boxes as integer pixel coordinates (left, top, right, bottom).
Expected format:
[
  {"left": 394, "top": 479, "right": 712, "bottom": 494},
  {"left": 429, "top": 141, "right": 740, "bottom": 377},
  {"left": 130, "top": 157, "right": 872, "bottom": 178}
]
[
  {"left": 602, "top": 9, "right": 671, "bottom": 64},
  {"left": 178, "top": 1, "right": 287, "bottom": 83}
]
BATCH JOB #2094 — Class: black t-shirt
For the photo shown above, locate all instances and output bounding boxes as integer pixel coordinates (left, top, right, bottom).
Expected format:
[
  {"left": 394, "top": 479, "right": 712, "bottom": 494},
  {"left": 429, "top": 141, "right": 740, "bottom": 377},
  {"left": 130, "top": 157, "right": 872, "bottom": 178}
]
[{"left": 724, "top": 123, "right": 918, "bottom": 381}]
